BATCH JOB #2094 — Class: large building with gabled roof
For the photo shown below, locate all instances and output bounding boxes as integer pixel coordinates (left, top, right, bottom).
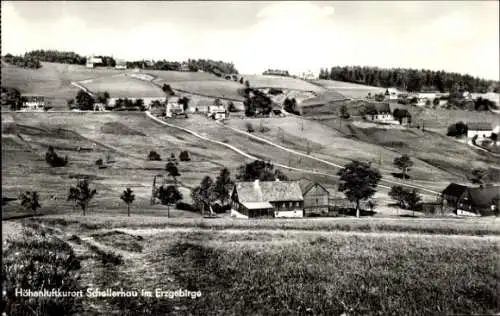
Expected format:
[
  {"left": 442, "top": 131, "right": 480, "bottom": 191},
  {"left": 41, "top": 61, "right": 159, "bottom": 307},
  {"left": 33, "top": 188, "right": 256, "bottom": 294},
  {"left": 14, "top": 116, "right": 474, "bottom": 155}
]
[{"left": 230, "top": 180, "right": 304, "bottom": 218}]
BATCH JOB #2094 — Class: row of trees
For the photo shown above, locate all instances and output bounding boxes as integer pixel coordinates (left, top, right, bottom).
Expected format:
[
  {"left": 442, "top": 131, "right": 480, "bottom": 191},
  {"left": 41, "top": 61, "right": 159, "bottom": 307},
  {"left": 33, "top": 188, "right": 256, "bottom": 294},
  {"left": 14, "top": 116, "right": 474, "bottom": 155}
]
[
  {"left": 3, "top": 54, "right": 42, "bottom": 69},
  {"left": 23, "top": 50, "right": 86, "bottom": 65},
  {"left": 319, "top": 66, "right": 499, "bottom": 93},
  {"left": 126, "top": 58, "right": 238, "bottom": 74}
]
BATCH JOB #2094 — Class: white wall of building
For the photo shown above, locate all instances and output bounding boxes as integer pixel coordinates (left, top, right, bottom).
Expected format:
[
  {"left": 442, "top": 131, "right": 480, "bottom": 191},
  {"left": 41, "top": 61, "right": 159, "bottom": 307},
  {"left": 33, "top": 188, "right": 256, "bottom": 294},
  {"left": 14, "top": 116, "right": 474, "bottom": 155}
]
[
  {"left": 230, "top": 209, "right": 249, "bottom": 219},
  {"left": 467, "top": 130, "right": 493, "bottom": 139},
  {"left": 274, "top": 209, "right": 304, "bottom": 218}
]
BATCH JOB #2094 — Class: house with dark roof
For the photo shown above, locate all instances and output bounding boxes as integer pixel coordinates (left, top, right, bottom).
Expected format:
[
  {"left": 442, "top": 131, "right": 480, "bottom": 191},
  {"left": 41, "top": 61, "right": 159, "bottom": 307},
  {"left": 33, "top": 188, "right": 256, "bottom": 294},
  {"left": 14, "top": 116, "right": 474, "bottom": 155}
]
[
  {"left": 230, "top": 180, "right": 304, "bottom": 218},
  {"left": 364, "top": 102, "right": 399, "bottom": 124},
  {"left": 440, "top": 183, "right": 499, "bottom": 216},
  {"left": 467, "top": 122, "right": 493, "bottom": 140},
  {"left": 299, "top": 180, "right": 330, "bottom": 215}
]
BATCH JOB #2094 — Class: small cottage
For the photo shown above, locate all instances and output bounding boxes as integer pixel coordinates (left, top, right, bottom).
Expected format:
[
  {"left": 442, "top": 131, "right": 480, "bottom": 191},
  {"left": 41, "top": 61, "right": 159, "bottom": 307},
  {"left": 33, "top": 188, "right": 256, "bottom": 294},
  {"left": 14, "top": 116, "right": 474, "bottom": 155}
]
[
  {"left": 207, "top": 105, "right": 227, "bottom": 120},
  {"left": 231, "top": 180, "right": 304, "bottom": 218}
]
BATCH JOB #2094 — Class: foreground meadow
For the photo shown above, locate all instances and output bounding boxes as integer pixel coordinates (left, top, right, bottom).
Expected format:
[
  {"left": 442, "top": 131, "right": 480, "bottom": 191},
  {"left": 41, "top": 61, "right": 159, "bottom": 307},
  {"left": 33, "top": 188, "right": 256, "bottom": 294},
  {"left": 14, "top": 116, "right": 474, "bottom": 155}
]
[{"left": 3, "top": 217, "right": 499, "bottom": 315}]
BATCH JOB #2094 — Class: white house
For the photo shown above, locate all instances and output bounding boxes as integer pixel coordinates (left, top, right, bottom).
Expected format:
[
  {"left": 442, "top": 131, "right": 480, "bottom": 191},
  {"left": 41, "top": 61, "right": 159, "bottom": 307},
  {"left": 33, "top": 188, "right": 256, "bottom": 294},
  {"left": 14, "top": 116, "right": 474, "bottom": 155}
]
[
  {"left": 165, "top": 96, "right": 185, "bottom": 117},
  {"left": 86, "top": 56, "right": 103, "bottom": 69},
  {"left": 207, "top": 105, "right": 227, "bottom": 120},
  {"left": 467, "top": 122, "right": 493, "bottom": 139}
]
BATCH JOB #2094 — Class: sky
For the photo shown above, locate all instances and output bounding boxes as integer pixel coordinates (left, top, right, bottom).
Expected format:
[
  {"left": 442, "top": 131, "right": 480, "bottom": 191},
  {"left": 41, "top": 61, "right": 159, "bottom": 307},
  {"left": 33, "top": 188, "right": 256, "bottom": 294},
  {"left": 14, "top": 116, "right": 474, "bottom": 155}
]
[{"left": 2, "top": 1, "right": 499, "bottom": 80}]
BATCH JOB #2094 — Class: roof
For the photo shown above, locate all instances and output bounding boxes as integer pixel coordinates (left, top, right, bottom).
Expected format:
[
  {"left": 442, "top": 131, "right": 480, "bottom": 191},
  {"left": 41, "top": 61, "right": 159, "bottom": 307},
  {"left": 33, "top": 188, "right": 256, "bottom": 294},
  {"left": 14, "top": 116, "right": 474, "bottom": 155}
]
[
  {"left": 234, "top": 181, "right": 303, "bottom": 203},
  {"left": 242, "top": 202, "right": 274, "bottom": 209},
  {"left": 467, "top": 186, "right": 500, "bottom": 208},
  {"left": 467, "top": 122, "right": 492, "bottom": 131},
  {"left": 442, "top": 183, "right": 468, "bottom": 198},
  {"left": 299, "top": 180, "right": 329, "bottom": 196}
]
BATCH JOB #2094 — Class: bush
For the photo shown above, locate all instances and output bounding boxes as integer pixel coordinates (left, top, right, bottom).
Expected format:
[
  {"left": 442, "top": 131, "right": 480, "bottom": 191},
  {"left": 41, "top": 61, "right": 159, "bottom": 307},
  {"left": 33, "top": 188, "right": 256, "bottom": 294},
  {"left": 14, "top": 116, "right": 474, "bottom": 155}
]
[
  {"left": 179, "top": 151, "right": 191, "bottom": 162},
  {"left": 95, "top": 158, "right": 103, "bottom": 166},
  {"left": 148, "top": 150, "right": 162, "bottom": 161},
  {"left": 176, "top": 202, "right": 196, "bottom": 212},
  {"left": 447, "top": 121, "right": 468, "bottom": 137},
  {"left": 45, "top": 146, "right": 68, "bottom": 167},
  {"left": 246, "top": 122, "right": 255, "bottom": 133},
  {"left": 228, "top": 101, "right": 237, "bottom": 112}
]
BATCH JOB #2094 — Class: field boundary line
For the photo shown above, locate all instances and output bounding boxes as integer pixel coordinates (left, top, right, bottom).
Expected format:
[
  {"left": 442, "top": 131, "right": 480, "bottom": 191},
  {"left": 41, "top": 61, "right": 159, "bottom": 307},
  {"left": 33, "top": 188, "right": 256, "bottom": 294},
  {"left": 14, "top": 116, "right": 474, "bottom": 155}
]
[{"left": 221, "top": 123, "right": 440, "bottom": 195}]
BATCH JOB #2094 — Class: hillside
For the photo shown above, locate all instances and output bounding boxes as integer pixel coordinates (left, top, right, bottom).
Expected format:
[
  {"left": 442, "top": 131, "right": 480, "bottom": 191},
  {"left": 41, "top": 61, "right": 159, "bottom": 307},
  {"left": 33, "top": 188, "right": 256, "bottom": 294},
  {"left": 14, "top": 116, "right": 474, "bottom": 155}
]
[{"left": 1, "top": 62, "right": 129, "bottom": 110}]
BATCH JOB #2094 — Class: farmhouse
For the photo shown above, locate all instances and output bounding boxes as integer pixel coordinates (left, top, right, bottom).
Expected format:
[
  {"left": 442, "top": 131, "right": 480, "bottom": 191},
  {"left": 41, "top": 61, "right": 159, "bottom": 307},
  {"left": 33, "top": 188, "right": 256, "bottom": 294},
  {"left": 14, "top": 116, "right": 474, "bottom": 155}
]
[
  {"left": 299, "top": 180, "right": 330, "bottom": 215},
  {"left": 230, "top": 180, "right": 304, "bottom": 219},
  {"left": 115, "top": 59, "right": 127, "bottom": 70},
  {"left": 179, "top": 62, "right": 190, "bottom": 72},
  {"left": 440, "top": 183, "right": 499, "bottom": 216},
  {"left": 417, "top": 92, "right": 437, "bottom": 100},
  {"left": 263, "top": 69, "right": 290, "bottom": 77},
  {"left": 20, "top": 94, "right": 45, "bottom": 111},
  {"left": 207, "top": 105, "right": 227, "bottom": 120},
  {"left": 467, "top": 122, "right": 493, "bottom": 139},
  {"left": 86, "top": 56, "right": 102, "bottom": 69},
  {"left": 364, "top": 103, "right": 399, "bottom": 124},
  {"left": 165, "top": 96, "right": 185, "bottom": 117}
]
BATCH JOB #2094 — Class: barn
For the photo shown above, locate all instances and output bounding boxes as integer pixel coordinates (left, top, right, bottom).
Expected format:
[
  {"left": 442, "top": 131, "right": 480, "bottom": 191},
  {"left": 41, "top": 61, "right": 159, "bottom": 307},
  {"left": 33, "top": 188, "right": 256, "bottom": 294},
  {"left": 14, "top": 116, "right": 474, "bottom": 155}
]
[{"left": 299, "top": 180, "right": 330, "bottom": 216}]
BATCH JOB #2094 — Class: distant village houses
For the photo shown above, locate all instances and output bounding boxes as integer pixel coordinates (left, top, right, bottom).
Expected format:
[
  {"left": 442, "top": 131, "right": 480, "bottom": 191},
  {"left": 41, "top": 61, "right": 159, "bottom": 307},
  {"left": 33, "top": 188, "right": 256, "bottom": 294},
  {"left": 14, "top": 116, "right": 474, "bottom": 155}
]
[
  {"left": 86, "top": 56, "right": 103, "bottom": 69},
  {"left": 207, "top": 105, "right": 227, "bottom": 120}
]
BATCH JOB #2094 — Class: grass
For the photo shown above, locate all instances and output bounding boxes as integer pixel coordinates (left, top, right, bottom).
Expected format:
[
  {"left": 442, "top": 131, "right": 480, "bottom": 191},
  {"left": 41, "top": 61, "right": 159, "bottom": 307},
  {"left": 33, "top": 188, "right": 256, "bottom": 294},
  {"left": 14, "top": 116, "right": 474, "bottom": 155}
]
[
  {"left": 81, "top": 75, "right": 166, "bottom": 98},
  {"left": 31, "top": 215, "right": 500, "bottom": 236},
  {"left": 312, "top": 79, "right": 386, "bottom": 99},
  {"left": 91, "top": 230, "right": 144, "bottom": 252},
  {"left": 162, "top": 231, "right": 499, "bottom": 315},
  {"left": 4, "top": 215, "right": 500, "bottom": 315},
  {"left": 243, "top": 74, "right": 325, "bottom": 93},
  {"left": 1, "top": 61, "right": 128, "bottom": 110},
  {"left": 316, "top": 116, "right": 500, "bottom": 182},
  {"left": 165, "top": 80, "right": 245, "bottom": 100}
]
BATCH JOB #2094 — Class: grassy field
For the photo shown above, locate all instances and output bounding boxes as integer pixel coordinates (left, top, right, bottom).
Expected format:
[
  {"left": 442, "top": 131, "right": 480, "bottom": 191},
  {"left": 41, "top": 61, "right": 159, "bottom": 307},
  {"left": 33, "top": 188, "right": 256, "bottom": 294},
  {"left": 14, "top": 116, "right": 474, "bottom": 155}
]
[
  {"left": 1, "top": 62, "right": 130, "bottom": 110},
  {"left": 3, "top": 217, "right": 499, "bottom": 315},
  {"left": 312, "top": 79, "right": 386, "bottom": 99},
  {"left": 1, "top": 112, "right": 249, "bottom": 219},
  {"left": 316, "top": 116, "right": 500, "bottom": 181},
  {"left": 243, "top": 74, "right": 325, "bottom": 93},
  {"left": 391, "top": 103, "right": 500, "bottom": 131},
  {"left": 147, "top": 70, "right": 225, "bottom": 82},
  {"left": 80, "top": 75, "right": 166, "bottom": 98},
  {"left": 164, "top": 80, "right": 245, "bottom": 101},
  {"left": 225, "top": 116, "right": 461, "bottom": 192}
]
